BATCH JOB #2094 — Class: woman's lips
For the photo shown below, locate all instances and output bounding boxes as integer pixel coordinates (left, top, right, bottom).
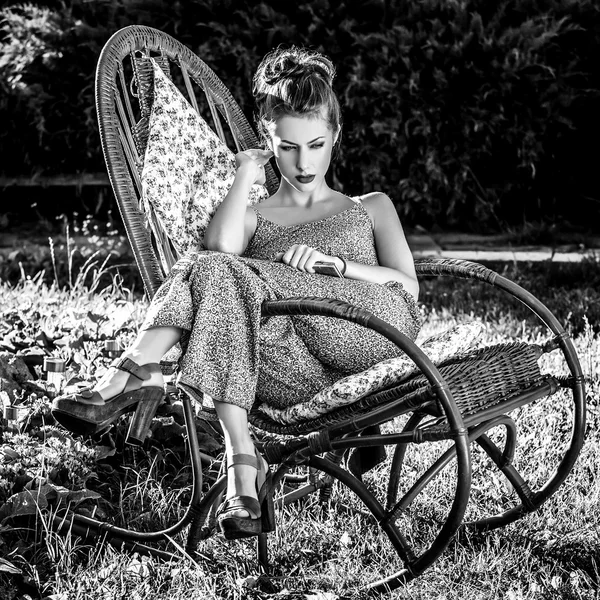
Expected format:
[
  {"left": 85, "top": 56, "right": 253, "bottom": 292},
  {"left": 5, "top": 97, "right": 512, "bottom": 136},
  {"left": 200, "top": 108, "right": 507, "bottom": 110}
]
[{"left": 296, "top": 175, "right": 315, "bottom": 184}]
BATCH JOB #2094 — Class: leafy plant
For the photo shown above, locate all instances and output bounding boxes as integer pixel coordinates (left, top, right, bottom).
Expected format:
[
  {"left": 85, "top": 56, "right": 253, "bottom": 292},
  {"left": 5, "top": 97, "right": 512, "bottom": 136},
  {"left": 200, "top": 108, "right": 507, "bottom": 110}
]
[{"left": 1, "top": 0, "right": 600, "bottom": 231}]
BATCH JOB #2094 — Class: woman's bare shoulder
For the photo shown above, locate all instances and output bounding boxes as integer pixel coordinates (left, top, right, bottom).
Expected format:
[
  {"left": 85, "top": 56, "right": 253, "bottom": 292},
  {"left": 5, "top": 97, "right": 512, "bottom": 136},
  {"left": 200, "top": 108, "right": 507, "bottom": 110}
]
[
  {"left": 359, "top": 191, "right": 392, "bottom": 206},
  {"left": 358, "top": 192, "right": 395, "bottom": 219}
]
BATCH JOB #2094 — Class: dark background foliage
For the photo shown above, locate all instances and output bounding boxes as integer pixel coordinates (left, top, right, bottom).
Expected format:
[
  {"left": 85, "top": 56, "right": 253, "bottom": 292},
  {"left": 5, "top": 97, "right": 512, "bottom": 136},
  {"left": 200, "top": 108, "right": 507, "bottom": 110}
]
[{"left": 1, "top": 0, "right": 599, "bottom": 232}]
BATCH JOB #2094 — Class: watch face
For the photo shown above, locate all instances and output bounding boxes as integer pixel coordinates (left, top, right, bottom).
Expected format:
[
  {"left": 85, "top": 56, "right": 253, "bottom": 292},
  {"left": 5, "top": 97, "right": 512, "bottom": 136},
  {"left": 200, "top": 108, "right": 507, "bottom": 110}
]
[{"left": 313, "top": 261, "right": 344, "bottom": 278}]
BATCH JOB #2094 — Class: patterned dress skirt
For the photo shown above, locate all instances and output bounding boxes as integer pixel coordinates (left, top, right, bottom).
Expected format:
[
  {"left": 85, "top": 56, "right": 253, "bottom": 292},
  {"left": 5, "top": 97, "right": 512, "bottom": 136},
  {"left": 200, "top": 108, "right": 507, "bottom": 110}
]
[{"left": 141, "top": 202, "right": 421, "bottom": 412}]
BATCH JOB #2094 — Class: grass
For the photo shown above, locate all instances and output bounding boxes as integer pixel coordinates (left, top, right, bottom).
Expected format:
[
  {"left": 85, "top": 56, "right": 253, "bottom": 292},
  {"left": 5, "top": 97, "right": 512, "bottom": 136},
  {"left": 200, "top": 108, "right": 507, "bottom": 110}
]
[{"left": 0, "top": 253, "right": 598, "bottom": 599}]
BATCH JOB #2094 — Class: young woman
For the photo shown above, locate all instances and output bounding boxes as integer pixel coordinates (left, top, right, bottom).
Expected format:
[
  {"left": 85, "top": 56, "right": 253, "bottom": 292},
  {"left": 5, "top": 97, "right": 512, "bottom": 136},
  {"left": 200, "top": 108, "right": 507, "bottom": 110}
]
[{"left": 52, "top": 46, "right": 421, "bottom": 540}]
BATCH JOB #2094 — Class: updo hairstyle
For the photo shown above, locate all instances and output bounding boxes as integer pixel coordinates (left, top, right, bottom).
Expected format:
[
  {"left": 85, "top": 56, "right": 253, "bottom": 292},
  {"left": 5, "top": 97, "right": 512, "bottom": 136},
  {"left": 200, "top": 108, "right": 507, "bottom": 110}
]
[{"left": 252, "top": 46, "right": 342, "bottom": 146}]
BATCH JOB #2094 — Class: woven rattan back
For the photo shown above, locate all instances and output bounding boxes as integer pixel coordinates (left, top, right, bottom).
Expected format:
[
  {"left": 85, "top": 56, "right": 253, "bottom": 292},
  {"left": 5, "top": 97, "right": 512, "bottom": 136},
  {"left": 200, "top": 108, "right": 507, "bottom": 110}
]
[{"left": 95, "top": 25, "right": 278, "bottom": 298}]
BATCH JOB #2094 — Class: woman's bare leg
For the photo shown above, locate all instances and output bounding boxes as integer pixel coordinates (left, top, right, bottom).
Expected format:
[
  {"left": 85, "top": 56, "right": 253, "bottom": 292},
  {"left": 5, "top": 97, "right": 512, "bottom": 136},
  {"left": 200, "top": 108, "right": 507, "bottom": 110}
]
[
  {"left": 213, "top": 400, "right": 263, "bottom": 517},
  {"left": 91, "top": 326, "right": 182, "bottom": 401},
  {"left": 124, "top": 326, "right": 182, "bottom": 363}
]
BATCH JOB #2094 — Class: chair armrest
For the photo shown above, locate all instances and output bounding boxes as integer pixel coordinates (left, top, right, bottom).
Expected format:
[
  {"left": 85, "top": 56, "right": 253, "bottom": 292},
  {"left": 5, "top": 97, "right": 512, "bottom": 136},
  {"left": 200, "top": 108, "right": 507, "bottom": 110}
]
[
  {"left": 415, "top": 257, "right": 563, "bottom": 337},
  {"left": 415, "top": 257, "right": 499, "bottom": 284},
  {"left": 414, "top": 257, "right": 585, "bottom": 419}
]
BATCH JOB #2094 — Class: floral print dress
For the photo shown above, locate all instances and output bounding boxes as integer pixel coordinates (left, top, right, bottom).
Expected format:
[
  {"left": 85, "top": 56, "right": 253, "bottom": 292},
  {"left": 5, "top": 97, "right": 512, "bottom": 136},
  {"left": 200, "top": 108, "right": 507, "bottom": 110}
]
[{"left": 141, "top": 201, "right": 421, "bottom": 412}]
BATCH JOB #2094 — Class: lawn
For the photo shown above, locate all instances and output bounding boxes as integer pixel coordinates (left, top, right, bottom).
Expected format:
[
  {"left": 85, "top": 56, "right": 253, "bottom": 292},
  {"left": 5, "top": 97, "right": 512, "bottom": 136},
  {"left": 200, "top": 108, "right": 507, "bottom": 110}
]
[{"left": 0, "top": 252, "right": 598, "bottom": 599}]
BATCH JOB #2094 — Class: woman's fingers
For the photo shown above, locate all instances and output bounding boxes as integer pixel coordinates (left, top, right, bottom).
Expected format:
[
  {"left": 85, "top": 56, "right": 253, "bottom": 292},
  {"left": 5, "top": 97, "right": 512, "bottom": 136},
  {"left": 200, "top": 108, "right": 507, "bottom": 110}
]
[
  {"left": 297, "top": 247, "right": 314, "bottom": 272},
  {"left": 243, "top": 148, "right": 274, "bottom": 164},
  {"left": 281, "top": 245, "right": 299, "bottom": 268},
  {"left": 280, "top": 245, "right": 324, "bottom": 272},
  {"left": 235, "top": 149, "right": 273, "bottom": 184},
  {"left": 257, "top": 149, "right": 274, "bottom": 164},
  {"left": 254, "top": 149, "right": 273, "bottom": 184},
  {"left": 281, "top": 245, "right": 303, "bottom": 269},
  {"left": 255, "top": 164, "right": 266, "bottom": 185},
  {"left": 235, "top": 149, "right": 273, "bottom": 185}
]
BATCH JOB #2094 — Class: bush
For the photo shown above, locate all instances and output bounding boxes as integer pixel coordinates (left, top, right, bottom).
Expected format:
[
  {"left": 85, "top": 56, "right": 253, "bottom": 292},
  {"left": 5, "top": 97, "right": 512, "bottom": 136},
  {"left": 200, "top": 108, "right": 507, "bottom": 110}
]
[
  {"left": 336, "top": 0, "right": 600, "bottom": 231},
  {"left": 1, "top": 0, "right": 599, "bottom": 232}
]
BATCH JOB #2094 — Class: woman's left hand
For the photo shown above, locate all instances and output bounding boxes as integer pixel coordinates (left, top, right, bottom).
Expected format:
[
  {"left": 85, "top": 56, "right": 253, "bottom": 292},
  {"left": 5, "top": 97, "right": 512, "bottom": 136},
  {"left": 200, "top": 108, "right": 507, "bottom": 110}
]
[
  {"left": 275, "top": 245, "right": 332, "bottom": 273},
  {"left": 235, "top": 149, "right": 273, "bottom": 186}
]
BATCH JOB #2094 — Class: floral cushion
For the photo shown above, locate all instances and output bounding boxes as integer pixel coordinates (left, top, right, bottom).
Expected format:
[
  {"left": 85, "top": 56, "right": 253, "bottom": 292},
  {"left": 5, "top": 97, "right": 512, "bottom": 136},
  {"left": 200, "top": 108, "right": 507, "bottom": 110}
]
[
  {"left": 257, "top": 321, "right": 485, "bottom": 425},
  {"left": 141, "top": 61, "right": 268, "bottom": 255}
]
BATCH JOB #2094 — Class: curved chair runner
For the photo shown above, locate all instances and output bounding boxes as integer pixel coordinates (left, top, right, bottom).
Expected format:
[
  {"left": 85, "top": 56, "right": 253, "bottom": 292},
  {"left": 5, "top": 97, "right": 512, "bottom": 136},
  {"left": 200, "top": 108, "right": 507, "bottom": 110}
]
[{"left": 53, "top": 26, "right": 587, "bottom": 595}]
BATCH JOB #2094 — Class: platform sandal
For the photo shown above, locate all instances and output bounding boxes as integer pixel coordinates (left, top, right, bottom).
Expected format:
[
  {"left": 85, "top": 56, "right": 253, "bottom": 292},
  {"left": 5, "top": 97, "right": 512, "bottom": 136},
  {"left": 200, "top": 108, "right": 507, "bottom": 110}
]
[
  {"left": 216, "top": 451, "right": 276, "bottom": 540},
  {"left": 51, "top": 357, "right": 165, "bottom": 444}
]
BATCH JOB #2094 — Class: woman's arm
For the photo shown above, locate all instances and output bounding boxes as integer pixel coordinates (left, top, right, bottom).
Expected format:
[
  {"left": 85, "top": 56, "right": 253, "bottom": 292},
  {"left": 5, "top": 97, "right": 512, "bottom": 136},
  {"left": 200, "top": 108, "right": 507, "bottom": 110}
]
[
  {"left": 203, "top": 149, "right": 272, "bottom": 254},
  {"left": 348, "top": 192, "right": 419, "bottom": 299},
  {"left": 278, "top": 193, "right": 419, "bottom": 300}
]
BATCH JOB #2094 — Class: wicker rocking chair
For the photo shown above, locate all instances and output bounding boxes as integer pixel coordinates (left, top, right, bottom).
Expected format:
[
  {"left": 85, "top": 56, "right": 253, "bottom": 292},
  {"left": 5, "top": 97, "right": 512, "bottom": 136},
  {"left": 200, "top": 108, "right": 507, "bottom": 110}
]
[{"left": 55, "top": 26, "right": 586, "bottom": 595}]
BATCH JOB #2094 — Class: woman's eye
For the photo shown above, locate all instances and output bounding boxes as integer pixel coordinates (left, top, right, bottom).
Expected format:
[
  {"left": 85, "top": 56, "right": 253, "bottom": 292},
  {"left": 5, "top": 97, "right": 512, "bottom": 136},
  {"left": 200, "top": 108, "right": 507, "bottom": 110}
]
[
  {"left": 310, "top": 144, "right": 325, "bottom": 150},
  {"left": 280, "top": 146, "right": 295, "bottom": 152}
]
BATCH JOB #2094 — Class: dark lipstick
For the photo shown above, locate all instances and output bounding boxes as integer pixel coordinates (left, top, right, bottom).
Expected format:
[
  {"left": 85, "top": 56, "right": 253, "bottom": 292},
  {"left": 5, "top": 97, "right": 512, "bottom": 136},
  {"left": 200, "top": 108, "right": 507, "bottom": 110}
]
[{"left": 296, "top": 175, "right": 315, "bottom": 184}]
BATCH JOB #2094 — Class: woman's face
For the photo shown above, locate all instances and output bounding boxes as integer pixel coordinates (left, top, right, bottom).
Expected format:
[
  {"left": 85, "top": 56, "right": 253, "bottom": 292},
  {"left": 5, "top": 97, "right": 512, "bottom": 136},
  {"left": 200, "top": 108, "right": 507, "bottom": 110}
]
[{"left": 269, "top": 111, "right": 338, "bottom": 193}]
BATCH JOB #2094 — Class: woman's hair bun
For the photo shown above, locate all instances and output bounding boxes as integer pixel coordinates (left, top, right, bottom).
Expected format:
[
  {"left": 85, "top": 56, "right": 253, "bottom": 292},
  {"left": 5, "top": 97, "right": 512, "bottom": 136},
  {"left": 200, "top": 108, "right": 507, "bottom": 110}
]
[
  {"left": 253, "top": 46, "right": 342, "bottom": 140},
  {"left": 257, "top": 47, "right": 335, "bottom": 89}
]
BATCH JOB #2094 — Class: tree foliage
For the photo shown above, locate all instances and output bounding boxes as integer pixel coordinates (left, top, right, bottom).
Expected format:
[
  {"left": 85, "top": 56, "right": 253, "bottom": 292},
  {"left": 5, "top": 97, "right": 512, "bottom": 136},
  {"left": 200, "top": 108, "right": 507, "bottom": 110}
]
[{"left": 1, "top": 0, "right": 599, "bottom": 231}]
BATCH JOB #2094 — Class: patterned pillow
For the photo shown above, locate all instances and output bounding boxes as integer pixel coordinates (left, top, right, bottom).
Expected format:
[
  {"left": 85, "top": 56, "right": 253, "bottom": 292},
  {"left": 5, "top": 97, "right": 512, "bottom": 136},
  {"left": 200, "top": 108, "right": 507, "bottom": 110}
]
[
  {"left": 141, "top": 61, "right": 268, "bottom": 255},
  {"left": 257, "top": 321, "right": 485, "bottom": 425}
]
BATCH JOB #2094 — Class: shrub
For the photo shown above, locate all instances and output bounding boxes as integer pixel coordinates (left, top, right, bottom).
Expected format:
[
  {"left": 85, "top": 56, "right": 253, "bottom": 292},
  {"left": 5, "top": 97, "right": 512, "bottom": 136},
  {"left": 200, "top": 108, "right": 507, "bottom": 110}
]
[{"left": 1, "top": 0, "right": 599, "bottom": 231}]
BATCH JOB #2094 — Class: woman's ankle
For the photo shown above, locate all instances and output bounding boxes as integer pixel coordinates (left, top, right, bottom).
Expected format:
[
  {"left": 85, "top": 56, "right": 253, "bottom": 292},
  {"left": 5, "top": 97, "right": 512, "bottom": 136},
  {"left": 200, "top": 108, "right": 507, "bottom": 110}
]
[
  {"left": 118, "top": 351, "right": 165, "bottom": 384},
  {"left": 227, "top": 442, "right": 257, "bottom": 460},
  {"left": 226, "top": 462, "right": 259, "bottom": 499},
  {"left": 120, "top": 349, "right": 153, "bottom": 365},
  {"left": 95, "top": 356, "right": 164, "bottom": 392}
]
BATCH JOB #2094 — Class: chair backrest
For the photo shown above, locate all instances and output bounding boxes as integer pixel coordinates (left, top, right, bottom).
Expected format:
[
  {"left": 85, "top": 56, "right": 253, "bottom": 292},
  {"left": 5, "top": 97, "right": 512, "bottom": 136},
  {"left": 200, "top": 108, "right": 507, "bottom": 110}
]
[{"left": 95, "top": 25, "right": 278, "bottom": 298}]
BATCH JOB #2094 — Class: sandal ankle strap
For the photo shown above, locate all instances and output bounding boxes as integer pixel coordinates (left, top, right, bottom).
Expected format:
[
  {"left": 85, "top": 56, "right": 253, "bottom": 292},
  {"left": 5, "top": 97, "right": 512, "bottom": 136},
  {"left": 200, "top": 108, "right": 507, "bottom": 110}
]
[
  {"left": 112, "top": 357, "right": 160, "bottom": 382},
  {"left": 227, "top": 453, "right": 259, "bottom": 469}
]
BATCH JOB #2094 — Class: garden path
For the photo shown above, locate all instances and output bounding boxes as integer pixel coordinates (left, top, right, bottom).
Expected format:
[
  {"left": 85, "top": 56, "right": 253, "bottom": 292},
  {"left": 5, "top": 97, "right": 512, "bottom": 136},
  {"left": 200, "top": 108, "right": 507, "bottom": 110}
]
[{"left": 1, "top": 231, "right": 599, "bottom": 262}]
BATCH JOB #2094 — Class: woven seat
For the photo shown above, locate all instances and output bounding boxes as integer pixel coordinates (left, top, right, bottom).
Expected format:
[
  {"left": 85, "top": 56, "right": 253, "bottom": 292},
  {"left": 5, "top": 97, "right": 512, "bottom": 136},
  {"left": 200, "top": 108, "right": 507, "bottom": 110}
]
[
  {"left": 50, "top": 26, "right": 587, "bottom": 595},
  {"left": 256, "top": 320, "right": 486, "bottom": 425},
  {"left": 250, "top": 340, "right": 551, "bottom": 435}
]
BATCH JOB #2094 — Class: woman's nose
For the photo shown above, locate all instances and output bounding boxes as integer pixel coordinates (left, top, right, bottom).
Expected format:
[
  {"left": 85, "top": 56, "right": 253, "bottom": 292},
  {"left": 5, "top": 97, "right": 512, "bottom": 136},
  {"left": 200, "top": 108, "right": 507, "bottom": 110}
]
[{"left": 296, "top": 148, "right": 309, "bottom": 172}]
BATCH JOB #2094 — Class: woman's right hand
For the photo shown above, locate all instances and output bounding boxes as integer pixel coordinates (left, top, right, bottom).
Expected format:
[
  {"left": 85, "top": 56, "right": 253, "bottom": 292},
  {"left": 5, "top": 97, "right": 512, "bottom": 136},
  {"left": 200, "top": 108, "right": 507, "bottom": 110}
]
[{"left": 235, "top": 149, "right": 273, "bottom": 186}]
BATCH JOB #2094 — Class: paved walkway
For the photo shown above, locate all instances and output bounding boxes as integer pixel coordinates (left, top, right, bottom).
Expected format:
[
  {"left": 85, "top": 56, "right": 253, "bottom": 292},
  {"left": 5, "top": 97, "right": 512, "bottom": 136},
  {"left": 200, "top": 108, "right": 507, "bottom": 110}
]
[
  {"left": 408, "top": 233, "right": 599, "bottom": 263},
  {"left": 1, "top": 232, "right": 599, "bottom": 263}
]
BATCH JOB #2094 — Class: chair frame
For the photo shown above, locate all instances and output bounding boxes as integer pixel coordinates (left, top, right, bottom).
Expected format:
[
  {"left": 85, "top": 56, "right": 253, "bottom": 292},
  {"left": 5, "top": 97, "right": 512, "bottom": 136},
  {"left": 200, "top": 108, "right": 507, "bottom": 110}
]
[{"left": 53, "top": 26, "right": 587, "bottom": 595}]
